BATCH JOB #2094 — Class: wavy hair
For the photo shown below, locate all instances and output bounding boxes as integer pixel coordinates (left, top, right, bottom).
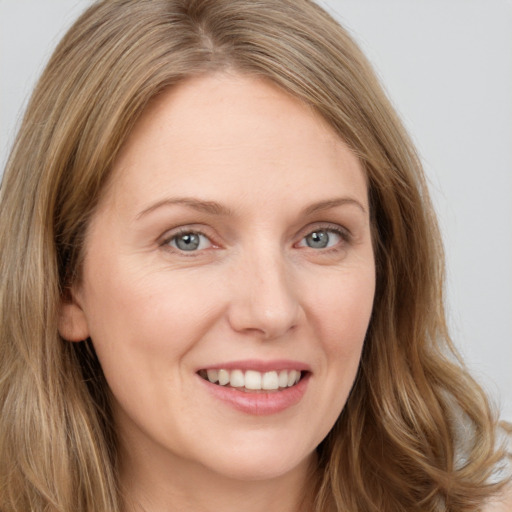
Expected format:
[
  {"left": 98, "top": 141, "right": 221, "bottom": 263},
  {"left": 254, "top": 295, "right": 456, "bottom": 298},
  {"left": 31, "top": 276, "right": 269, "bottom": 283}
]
[{"left": 0, "top": 0, "right": 508, "bottom": 510}]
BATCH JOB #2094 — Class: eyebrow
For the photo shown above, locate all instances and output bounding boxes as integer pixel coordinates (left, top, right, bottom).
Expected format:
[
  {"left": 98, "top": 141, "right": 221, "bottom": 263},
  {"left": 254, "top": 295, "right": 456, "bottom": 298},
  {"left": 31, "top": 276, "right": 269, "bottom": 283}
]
[
  {"left": 136, "top": 196, "right": 366, "bottom": 220},
  {"left": 302, "top": 197, "right": 367, "bottom": 216},
  {"left": 136, "top": 197, "right": 233, "bottom": 219}
]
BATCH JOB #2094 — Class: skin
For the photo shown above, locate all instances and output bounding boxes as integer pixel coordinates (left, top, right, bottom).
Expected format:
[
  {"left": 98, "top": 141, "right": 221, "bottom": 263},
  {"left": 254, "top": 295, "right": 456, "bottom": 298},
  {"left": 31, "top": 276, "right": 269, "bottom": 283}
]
[
  {"left": 485, "top": 476, "right": 512, "bottom": 512},
  {"left": 59, "top": 72, "right": 376, "bottom": 512}
]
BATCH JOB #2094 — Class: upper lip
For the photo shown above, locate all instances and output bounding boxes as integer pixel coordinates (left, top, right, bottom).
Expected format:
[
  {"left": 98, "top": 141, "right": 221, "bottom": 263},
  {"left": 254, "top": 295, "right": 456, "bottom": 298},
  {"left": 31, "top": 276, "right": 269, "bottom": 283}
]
[{"left": 196, "top": 359, "right": 312, "bottom": 373}]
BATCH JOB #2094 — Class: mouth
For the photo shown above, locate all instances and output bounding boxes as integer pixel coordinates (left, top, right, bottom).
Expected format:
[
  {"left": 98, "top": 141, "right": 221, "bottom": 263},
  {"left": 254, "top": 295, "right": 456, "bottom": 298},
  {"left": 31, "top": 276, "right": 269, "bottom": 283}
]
[{"left": 197, "top": 368, "right": 307, "bottom": 392}]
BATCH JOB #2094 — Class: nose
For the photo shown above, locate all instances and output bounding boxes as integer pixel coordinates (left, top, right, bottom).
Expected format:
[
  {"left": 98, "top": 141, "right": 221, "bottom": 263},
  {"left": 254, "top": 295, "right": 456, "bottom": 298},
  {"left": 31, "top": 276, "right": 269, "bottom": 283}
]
[{"left": 227, "top": 249, "right": 301, "bottom": 340}]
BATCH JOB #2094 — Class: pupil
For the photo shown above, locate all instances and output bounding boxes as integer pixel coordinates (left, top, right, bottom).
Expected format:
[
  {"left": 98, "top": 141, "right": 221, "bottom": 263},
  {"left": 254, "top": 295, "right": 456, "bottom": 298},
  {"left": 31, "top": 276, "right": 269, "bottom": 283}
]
[
  {"left": 176, "top": 233, "right": 200, "bottom": 251},
  {"left": 307, "top": 231, "right": 328, "bottom": 248}
]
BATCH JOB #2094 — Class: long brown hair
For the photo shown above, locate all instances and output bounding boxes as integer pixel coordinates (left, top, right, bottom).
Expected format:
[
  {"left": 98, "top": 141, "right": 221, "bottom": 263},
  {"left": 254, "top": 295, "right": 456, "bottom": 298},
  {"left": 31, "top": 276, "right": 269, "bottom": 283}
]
[{"left": 0, "top": 1, "right": 508, "bottom": 510}]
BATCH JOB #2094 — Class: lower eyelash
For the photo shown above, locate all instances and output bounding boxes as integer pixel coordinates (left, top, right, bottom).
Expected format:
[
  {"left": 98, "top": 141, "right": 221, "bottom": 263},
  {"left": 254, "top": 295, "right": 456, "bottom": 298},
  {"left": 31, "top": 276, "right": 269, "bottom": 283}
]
[
  {"left": 160, "top": 229, "right": 211, "bottom": 252},
  {"left": 315, "top": 226, "right": 352, "bottom": 246}
]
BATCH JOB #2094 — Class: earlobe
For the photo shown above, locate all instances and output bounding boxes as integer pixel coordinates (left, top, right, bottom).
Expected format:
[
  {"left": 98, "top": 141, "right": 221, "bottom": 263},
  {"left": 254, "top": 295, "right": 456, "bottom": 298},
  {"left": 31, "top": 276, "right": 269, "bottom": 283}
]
[{"left": 58, "top": 290, "right": 90, "bottom": 342}]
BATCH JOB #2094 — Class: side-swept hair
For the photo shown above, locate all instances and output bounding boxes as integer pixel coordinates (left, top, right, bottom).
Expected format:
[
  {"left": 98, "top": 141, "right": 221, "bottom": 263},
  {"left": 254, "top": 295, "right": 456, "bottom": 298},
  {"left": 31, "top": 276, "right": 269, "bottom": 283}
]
[{"left": 0, "top": 1, "right": 508, "bottom": 510}]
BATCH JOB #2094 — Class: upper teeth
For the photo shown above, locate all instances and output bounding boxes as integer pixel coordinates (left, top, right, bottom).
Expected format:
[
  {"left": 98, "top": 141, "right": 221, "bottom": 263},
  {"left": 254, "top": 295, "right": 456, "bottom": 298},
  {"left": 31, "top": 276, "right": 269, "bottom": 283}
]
[{"left": 203, "top": 369, "right": 302, "bottom": 390}]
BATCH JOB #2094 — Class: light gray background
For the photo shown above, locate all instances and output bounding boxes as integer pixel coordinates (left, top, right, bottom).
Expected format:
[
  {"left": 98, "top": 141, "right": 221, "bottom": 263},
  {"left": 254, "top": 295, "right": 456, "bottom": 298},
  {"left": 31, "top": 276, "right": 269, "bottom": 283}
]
[{"left": 1, "top": 0, "right": 511, "bottom": 421}]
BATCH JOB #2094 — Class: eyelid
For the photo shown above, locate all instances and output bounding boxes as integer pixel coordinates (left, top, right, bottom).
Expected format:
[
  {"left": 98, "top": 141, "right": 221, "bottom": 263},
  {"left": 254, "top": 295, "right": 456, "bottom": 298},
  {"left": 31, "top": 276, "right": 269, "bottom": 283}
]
[
  {"left": 295, "top": 222, "right": 352, "bottom": 243},
  {"left": 157, "top": 222, "right": 352, "bottom": 254},
  {"left": 169, "top": 231, "right": 212, "bottom": 251},
  {"left": 292, "top": 224, "right": 353, "bottom": 256},
  {"left": 159, "top": 225, "right": 220, "bottom": 252}
]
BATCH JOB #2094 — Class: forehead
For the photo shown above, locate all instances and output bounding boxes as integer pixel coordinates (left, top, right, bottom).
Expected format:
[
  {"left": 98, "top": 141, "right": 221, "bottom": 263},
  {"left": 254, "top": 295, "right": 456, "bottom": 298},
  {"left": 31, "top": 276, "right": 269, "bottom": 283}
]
[{"left": 100, "top": 72, "right": 368, "bottom": 216}]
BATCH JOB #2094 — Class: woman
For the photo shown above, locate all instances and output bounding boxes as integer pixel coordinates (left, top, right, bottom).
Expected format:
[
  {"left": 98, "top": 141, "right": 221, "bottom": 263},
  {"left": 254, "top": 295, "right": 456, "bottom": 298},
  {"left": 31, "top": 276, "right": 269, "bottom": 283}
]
[{"left": 0, "top": 0, "right": 510, "bottom": 511}]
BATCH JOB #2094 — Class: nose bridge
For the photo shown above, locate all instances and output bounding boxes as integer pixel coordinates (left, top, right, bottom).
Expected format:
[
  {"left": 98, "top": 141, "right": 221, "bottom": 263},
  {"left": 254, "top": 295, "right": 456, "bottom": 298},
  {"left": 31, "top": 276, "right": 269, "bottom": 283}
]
[{"left": 228, "top": 240, "right": 300, "bottom": 339}]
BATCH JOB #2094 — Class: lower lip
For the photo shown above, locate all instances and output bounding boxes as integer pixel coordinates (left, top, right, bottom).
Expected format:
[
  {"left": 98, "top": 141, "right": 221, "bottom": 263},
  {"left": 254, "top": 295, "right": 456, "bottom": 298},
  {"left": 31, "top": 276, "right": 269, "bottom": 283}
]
[{"left": 198, "top": 373, "right": 310, "bottom": 416}]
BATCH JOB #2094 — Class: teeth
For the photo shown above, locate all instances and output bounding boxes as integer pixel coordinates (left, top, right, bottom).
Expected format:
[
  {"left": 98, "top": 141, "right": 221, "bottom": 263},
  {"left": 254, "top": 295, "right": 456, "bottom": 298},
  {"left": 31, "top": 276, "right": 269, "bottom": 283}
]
[
  {"left": 218, "top": 369, "right": 230, "bottom": 386},
  {"left": 262, "top": 371, "right": 279, "bottom": 390},
  {"left": 245, "top": 370, "right": 262, "bottom": 390},
  {"left": 202, "top": 368, "right": 303, "bottom": 390},
  {"left": 206, "top": 369, "right": 218, "bottom": 383},
  {"left": 230, "top": 369, "right": 244, "bottom": 388},
  {"left": 287, "top": 370, "right": 298, "bottom": 387}
]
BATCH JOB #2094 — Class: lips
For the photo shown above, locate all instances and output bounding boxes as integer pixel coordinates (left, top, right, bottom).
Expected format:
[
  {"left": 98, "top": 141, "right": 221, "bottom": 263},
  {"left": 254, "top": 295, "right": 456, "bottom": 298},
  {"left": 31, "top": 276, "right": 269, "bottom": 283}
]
[{"left": 196, "top": 361, "right": 311, "bottom": 415}]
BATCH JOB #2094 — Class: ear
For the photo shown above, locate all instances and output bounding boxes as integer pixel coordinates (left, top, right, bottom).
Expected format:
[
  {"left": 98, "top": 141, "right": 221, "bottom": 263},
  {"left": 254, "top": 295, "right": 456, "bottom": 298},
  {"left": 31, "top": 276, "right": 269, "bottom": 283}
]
[{"left": 58, "top": 288, "right": 90, "bottom": 342}]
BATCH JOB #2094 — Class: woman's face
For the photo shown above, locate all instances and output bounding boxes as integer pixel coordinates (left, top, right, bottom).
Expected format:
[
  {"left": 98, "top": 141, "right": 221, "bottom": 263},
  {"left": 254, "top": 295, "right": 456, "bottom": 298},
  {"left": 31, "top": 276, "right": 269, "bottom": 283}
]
[{"left": 60, "top": 73, "right": 375, "bottom": 485}]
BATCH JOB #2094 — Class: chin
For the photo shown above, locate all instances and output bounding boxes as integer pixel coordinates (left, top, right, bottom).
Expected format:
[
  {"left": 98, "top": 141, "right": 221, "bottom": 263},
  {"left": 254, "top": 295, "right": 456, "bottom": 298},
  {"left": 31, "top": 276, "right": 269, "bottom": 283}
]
[
  {"left": 204, "top": 450, "right": 315, "bottom": 483},
  {"left": 185, "top": 429, "right": 318, "bottom": 483}
]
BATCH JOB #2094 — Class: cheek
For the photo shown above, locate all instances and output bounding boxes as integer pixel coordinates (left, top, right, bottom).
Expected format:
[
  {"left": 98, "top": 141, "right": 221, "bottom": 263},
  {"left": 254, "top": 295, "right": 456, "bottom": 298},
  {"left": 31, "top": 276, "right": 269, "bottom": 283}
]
[
  {"left": 86, "top": 250, "right": 209, "bottom": 325},
  {"left": 79, "top": 269, "right": 221, "bottom": 425},
  {"left": 310, "top": 266, "right": 375, "bottom": 353},
  {"left": 79, "top": 261, "right": 222, "bottom": 381},
  {"left": 299, "top": 266, "right": 374, "bottom": 444}
]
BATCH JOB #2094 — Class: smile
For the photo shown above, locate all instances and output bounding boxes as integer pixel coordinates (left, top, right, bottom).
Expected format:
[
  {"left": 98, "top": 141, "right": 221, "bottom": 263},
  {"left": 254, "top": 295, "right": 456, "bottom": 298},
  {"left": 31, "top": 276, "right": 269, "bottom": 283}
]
[{"left": 198, "top": 369, "right": 304, "bottom": 392}]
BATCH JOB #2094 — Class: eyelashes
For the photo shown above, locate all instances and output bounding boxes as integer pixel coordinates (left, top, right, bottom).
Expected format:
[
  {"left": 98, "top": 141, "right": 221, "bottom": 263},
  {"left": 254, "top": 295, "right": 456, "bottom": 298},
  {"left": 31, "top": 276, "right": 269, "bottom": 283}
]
[
  {"left": 166, "top": 230, "right": 213, "bottom": 252},
  {"left": 160, "top": 223, "right": 352, "bottom": 256},
  {"left": 296, "top": 226, "right": 350, "bottom": 250}
]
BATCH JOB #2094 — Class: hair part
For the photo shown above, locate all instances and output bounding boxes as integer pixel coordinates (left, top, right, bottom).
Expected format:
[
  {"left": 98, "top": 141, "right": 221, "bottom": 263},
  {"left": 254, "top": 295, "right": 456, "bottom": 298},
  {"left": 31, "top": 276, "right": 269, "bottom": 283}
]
[{"left": 0, "top": 1, "right": 509, "bottom": 510}]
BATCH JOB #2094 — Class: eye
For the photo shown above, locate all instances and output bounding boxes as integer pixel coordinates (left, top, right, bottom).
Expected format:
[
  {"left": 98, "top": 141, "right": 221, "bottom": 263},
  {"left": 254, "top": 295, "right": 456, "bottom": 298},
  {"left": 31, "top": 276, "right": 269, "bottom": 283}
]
[
  {"left": 167, "top": 231, "right": 212, "bottom": 252},
  {"left": 298, "top": 228, "right": 343, "bottom": 249}
]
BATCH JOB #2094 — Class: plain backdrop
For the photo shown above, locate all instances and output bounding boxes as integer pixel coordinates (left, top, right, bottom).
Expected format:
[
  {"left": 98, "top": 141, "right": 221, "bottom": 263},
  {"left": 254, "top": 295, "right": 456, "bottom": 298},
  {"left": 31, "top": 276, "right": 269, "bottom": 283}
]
[{"left": 1, "top": 0, "right": 511, "bottom": 421}]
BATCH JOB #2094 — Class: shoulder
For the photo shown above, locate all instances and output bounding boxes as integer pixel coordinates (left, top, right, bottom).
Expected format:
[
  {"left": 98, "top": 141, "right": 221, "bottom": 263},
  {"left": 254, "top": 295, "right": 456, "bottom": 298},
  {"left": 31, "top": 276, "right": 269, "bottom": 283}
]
[
  {"left": 485, "top": 424, "right": 512, "bottom": 512},
  {"left": 483, "top": 484, "right": 512, "bottom": 512}
]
